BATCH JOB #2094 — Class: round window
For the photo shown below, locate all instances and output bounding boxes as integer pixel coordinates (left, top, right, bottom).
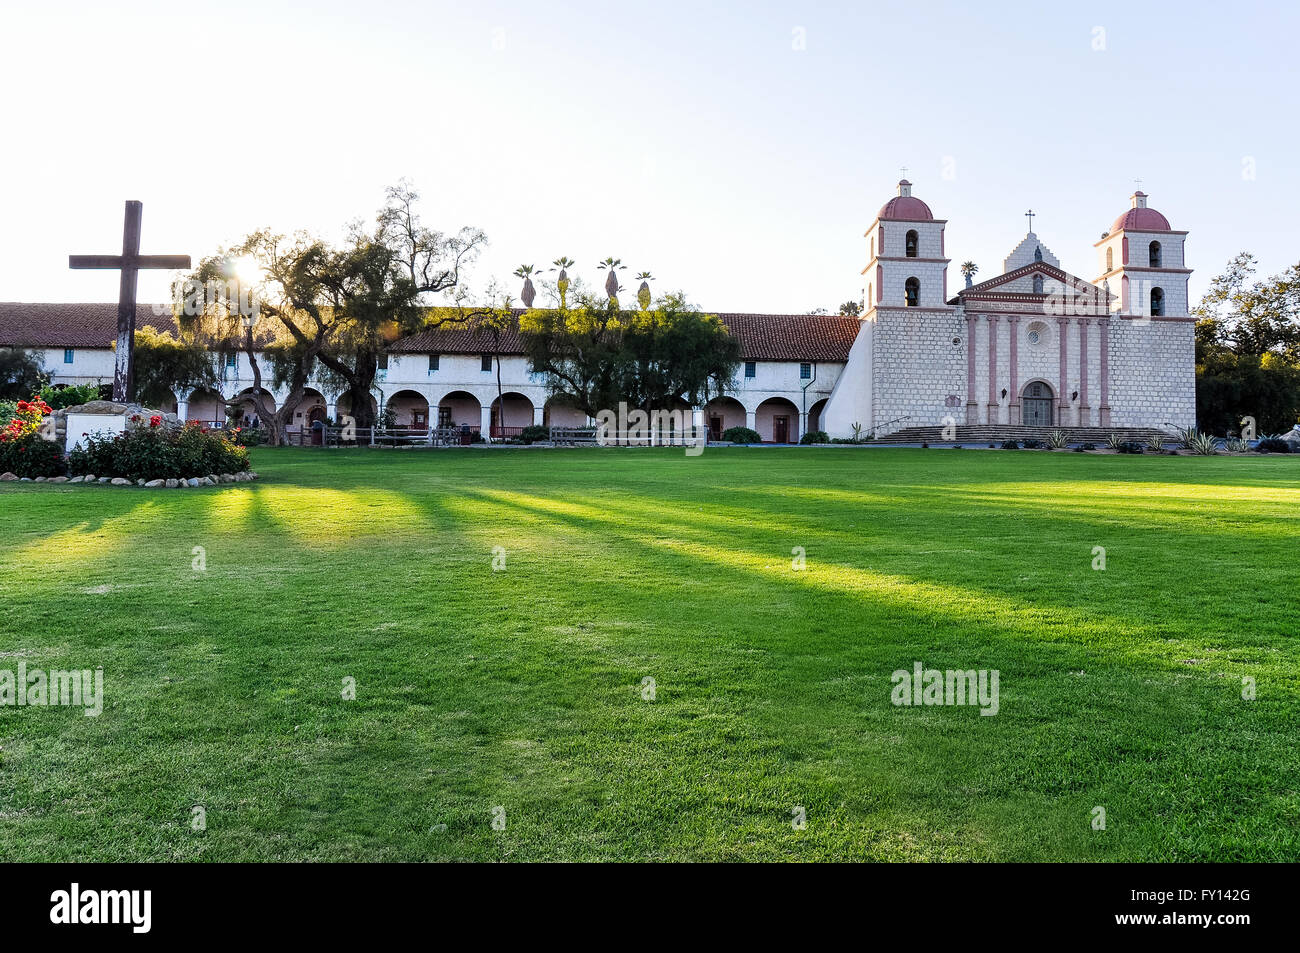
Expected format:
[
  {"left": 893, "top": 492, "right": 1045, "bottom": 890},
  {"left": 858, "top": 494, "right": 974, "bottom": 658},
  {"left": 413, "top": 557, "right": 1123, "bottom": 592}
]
[{"left": 1027, "top": 329, "right": 1041, "bottom": 344}]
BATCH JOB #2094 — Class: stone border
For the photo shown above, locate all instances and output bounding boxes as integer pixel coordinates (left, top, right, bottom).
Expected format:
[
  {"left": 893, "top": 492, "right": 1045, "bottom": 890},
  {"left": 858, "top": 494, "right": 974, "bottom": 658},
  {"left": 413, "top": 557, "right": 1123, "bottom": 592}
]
[{"left": 1, "top": 472, "right": 259, "bottom": 487}]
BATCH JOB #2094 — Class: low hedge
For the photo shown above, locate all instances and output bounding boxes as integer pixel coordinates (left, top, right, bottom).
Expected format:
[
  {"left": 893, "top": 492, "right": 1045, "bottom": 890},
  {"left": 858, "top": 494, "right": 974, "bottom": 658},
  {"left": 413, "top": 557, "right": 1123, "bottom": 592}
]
[{"left": 800, "top": 430, "right": 829, "bottom": 445}]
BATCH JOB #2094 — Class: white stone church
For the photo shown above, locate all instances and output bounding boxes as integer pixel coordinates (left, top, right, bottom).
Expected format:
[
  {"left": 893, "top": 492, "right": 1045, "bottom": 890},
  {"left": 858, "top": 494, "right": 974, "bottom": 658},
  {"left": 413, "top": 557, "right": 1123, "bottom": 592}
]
[
  {"left": 822, "top": 180, "right": 1196, "bottom": 438},
  {"left": 1, "top": 180, "right": 1194, "bottom": 442}
]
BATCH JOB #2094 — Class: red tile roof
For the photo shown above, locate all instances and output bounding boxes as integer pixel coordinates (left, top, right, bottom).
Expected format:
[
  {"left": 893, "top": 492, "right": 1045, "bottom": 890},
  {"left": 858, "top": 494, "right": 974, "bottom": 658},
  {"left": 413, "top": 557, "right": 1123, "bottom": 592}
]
[
  {"left": 1, "top": 303, "right": 860, "bottom": 363},
  {"left": 715, "top": 313, "right": 860, "bottom": 361},
  {"left": 391, "top": 310, "right": 860, "bottom": 362},
  {"left": 0, "top": 302, "right": 178, "bottom": 348},
  {"left": 390, "top": 313, "right": 526, "bottom": 356}
]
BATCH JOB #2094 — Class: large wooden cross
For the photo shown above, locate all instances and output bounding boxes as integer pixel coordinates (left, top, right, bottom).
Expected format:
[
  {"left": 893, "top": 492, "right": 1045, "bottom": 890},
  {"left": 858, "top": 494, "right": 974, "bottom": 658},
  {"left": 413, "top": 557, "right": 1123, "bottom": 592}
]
[{"left": 69, "top": 200, "right": 190, "bottom": 401}]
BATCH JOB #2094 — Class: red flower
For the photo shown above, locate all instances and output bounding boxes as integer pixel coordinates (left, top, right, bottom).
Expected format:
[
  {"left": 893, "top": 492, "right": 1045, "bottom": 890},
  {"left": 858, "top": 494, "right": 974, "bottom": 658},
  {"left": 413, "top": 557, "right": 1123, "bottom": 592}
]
[
  {"left": 130, "top": 414, "right": 141, "bottom": 422},
  {"left": 150, "top": 415, "right": 162, "bottom": 427}
]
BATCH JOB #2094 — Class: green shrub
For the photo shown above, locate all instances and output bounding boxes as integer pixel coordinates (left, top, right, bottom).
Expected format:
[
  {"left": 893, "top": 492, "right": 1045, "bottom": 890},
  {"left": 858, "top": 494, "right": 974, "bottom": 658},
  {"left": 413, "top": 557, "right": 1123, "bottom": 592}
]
[
  {"left": 1022, "top": 438, "right": 1043, "bottom": 449},
  {"left": 230, "top": 427, "right": 264, "bottom": 447},
  {"left": 1186, "top": 432, "right": 1220, "bottom": 455},
  {"left": 722, "top": 426, "right": 761, "bottom": 444},
  {"left": 1255, "top": 437, "right": 1291, "bottom": 453},
  {"left": 799, "top": 430, "right": 829, "bottom": 445},
  {"left": 68, "top": 421, "right": 250, "bottom": 481},
  {"left": 1000, "top": 439, "right": 1020, "bottom": 450},
  {"left": 39, "top": 383, "right": 103, "bottom": 410},
  {"left": 1117, "top": 441, "right": 1144, "bottom": 454},
  {"left": 520, "top": 424, "right": 550, "bottom": 444}
]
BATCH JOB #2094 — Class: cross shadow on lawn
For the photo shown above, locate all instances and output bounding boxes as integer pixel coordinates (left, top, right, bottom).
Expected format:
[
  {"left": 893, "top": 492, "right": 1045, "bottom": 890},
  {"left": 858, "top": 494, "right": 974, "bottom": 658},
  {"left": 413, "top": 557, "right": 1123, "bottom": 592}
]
[
  {"left": 435, "top": 484, "right": 1299, "bottom": 859},
  {"left": 450, "top": 486, "right": 1299, "bottom": 679}
]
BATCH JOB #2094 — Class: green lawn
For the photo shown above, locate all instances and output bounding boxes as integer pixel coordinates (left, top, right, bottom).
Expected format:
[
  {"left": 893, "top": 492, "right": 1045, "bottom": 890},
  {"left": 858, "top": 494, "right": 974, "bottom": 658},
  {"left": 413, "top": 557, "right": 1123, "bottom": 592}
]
[{"left": 1, "top": 446, "right": 1297, "bottom": 861}]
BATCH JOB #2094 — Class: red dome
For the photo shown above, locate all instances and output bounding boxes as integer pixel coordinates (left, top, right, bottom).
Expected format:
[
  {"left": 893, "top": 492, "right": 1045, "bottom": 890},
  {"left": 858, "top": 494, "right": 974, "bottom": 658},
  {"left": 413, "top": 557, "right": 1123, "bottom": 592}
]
[
  {"left": 1110, "top": 192, "right": 1171, "bottom": 233},
  {"left": 879, "top": 196, "right": 934, "bottom": 220},
  {"left": 878, "top": 180, "right": 933, "bottom": 221}
]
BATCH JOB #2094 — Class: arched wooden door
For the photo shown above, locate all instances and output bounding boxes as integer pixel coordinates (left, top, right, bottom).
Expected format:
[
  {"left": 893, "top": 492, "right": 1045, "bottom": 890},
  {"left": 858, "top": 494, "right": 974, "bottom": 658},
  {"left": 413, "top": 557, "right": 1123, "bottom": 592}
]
[{"left": 1021, "top": 381, "right": 1054, "bottom": 427}]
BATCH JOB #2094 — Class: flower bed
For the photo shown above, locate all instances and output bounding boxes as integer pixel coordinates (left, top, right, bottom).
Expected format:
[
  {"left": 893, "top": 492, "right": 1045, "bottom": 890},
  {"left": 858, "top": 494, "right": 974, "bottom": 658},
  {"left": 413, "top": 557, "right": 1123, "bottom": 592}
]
[
  {"left": 0, "top": 397, "right": 256, "bottom": 485},
  {"left": 68, "top": 418, "right": 251, "bottom": 482}
]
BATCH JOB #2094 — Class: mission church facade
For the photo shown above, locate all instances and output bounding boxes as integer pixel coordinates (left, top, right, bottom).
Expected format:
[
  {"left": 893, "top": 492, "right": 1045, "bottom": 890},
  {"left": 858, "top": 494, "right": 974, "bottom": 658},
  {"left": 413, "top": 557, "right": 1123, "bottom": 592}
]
[
  {"left": 1, "top": 181, "right": 1195, "bottom": 441},
  {"left": 823, "top": 180, "right": 1196, "bottom": 437}
]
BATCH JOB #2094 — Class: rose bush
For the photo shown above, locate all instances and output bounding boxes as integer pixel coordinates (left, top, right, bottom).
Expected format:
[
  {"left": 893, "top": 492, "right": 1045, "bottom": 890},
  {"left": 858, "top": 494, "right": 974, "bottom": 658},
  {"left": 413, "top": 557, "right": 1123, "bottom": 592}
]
[
  {"left": 0, "top": 397, "right": 64, "bottom": 478},
  {"left": 68, "top": 420, "right": 251, "bottom": 481}
]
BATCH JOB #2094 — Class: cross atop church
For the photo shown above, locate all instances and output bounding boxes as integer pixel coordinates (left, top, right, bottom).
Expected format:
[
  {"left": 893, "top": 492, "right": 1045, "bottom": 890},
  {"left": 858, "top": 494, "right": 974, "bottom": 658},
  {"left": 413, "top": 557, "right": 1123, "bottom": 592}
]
[
  {"left": 69, "top": 201, "right": 190, "bottom": 402},
  {"left": 1024, "top": 209, "right": 1035, "bottom": 232}
]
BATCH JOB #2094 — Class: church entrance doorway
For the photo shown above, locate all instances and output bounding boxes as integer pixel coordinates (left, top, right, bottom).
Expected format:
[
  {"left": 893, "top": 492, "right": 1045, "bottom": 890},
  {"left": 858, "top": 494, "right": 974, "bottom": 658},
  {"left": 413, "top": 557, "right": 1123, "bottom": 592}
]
[{"left": 1021, "top": 381, "right": 1054, "bottom": 427}]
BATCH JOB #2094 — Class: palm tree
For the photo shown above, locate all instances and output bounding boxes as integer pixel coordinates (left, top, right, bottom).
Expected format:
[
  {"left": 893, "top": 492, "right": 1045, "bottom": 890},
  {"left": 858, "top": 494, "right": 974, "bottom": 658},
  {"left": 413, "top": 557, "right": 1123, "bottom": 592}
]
[
  {"left": 960, "top": 261, "right": 979, "bottom": 288},
  {"left": 634, "top": 272, "right": 654, "bottom": 311},
  {"left": 514, "top": 264, "right": 537, "bottom": 308},
  {"left": 597, "top": 257, "right": 625, "bottom": 305},
  {"left": 551, "top": 256, "right": 575, "bottom": 309}
]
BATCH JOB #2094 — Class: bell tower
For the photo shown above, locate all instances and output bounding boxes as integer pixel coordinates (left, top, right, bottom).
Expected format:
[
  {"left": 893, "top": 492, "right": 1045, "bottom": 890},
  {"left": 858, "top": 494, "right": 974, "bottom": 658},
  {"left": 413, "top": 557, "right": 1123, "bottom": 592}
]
[
  {"left": 863, "top": 180, "right": 951, "bottom": 310},
  {"left": 1095, "top": 191, "right": 1190, "bottom": 318}
]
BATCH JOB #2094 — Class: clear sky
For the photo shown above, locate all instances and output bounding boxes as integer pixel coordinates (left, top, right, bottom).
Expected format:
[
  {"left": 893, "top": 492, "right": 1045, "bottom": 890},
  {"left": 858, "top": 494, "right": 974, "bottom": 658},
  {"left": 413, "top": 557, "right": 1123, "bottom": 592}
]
[{"left": 2, "top": 0, "right": 1295, "bottom": 313}]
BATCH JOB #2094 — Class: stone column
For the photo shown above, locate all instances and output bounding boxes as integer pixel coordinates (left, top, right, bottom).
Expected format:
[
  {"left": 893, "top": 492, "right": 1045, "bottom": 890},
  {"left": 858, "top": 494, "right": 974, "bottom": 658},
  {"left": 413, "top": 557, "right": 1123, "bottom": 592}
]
[
  {"left": 1078, "top": 318, "right": 1091, "bottom": 427},
  {"left": 1007, "top": 317, "right": 1020, "bottom": 424},
  {"left": 1098, "top": 318, "right": 1112, "bottom": 427},
  {"left": 533, "top": 404, "right": 544, "bottom": 426},
  {"left": 176, "top": 398, "right": 189, "bottom": 423},
  {"left": 1056, "top": 317, "right": 1070, "bottom": 426},
  {"left": 986, "top": 314, "right": 1000, "bottom": 424},
  {"left": 965, "top": 312, "right": 978, "bottom": 425},
  {"left": 746, "top": 409, "right": 757, "bottom": 432},
  {"left": 479, "top": 404, "right": 492, "bottom": 440}
]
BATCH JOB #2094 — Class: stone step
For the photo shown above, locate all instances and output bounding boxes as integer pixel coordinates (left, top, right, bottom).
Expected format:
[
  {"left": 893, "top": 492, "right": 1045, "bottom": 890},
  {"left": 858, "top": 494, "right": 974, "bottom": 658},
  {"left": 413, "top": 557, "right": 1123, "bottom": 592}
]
[{"left": 884, "top": 424, "right": 1178, "bottom": 445}]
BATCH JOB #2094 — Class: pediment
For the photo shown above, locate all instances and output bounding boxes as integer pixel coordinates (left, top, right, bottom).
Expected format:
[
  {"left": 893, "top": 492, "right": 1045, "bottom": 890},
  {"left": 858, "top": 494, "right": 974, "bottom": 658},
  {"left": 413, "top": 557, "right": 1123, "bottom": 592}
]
[{"left": 950, "top": 262, "right": 1112, "bottom": 308}]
